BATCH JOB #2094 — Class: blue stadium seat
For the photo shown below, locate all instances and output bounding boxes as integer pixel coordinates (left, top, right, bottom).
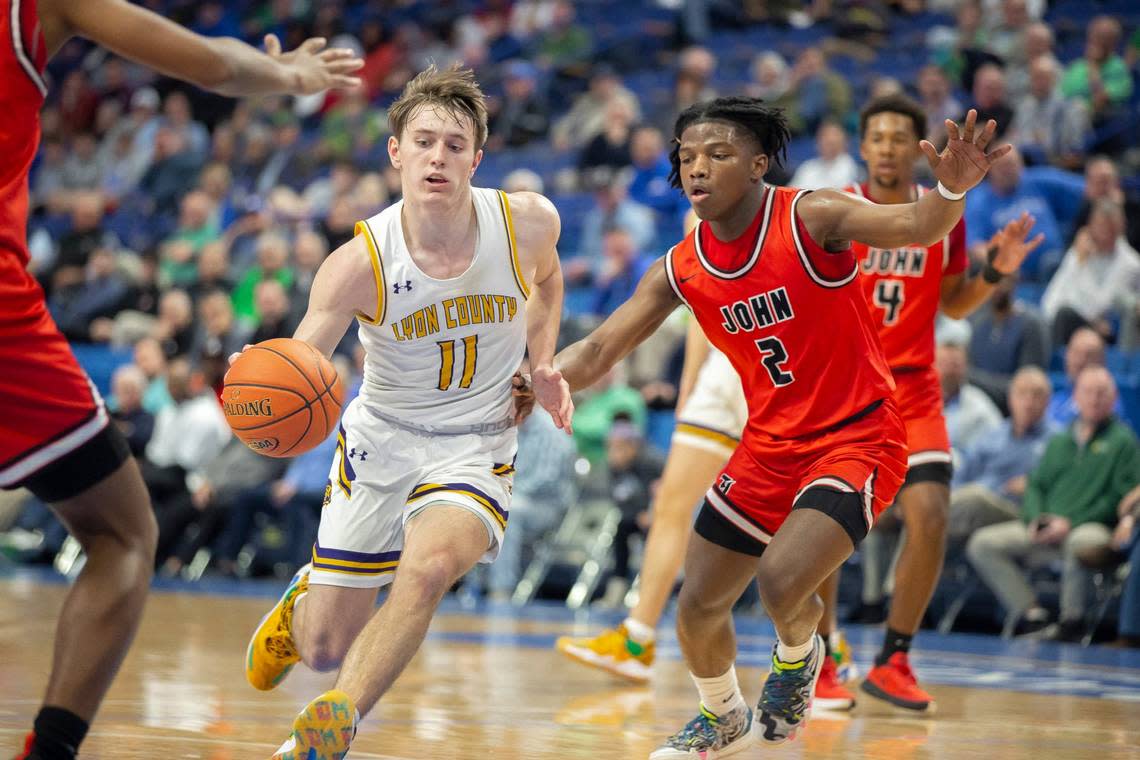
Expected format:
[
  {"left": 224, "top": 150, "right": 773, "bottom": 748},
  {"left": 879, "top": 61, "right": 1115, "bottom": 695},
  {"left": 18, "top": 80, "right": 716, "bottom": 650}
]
[{"left": 71, "top": 344, "right": 134, "bottom": 398}]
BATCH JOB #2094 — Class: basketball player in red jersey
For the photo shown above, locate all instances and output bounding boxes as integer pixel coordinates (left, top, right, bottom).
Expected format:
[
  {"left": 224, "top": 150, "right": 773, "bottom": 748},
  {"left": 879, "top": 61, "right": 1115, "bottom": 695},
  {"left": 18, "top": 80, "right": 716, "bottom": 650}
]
[
  {"left": 554, "top": 98, "right": 1008, "bottom": 757},
  {"left": 810, "top": 94, "right": 1043, "bottom": 714},
  {"left": 1, "top": 2, "right": 361, "bottom": 758}
]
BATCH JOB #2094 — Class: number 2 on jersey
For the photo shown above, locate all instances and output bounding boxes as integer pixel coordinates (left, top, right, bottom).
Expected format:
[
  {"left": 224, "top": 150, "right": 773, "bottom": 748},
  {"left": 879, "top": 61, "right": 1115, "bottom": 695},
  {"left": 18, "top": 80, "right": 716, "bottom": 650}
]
[
  {"left": 873, "top": 279, "right": 904, "bottom": 325},
  {"left": 437, "top": 335, "right": 478, "bottom": 391},
  {"left": 755, "top": 337, "right": 794, "bottom": 386}
]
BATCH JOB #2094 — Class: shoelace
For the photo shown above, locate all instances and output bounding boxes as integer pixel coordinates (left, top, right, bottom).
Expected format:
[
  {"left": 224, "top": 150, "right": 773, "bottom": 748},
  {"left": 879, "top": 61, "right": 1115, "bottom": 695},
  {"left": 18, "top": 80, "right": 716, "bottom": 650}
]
[
  {"left": 760, "top": 658, "right": 812, "bottom": 719},
  {"left": 669, "top": 707, "right": 720, "bottom": 749}
]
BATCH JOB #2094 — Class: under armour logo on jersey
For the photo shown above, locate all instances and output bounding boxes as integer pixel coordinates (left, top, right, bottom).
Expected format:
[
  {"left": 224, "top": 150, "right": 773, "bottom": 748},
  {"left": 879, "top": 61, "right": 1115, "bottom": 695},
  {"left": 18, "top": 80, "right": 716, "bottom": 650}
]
[
  {"left": 393, "top": 280, "right": 413, "bottom": 294},
  {"left": 348, "top": 448, "right": 368, "bottom": 461},
  {"left": 718, "top": 474, "right": 736, "bottom": 494}
]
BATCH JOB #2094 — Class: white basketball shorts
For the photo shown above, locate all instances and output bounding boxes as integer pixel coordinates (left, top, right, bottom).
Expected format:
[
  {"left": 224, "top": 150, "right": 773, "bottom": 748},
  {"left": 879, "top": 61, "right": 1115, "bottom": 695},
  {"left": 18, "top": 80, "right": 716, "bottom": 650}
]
[{"left": 672, "top": 349, "right": 747, "bottom": 458}]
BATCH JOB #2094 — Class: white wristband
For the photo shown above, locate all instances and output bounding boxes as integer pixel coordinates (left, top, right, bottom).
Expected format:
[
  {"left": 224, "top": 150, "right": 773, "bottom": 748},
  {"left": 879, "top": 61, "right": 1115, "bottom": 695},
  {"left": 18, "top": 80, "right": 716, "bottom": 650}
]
[{"left": 936, "top": 181, "right": 966, "bottom": 201}]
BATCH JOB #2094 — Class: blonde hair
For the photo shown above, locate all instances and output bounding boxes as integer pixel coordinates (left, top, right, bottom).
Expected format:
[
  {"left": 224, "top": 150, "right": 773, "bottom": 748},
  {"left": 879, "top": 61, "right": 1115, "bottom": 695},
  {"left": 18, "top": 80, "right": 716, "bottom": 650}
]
[{"left": 388, "top": 64, "right": 489, "bottom": 149}]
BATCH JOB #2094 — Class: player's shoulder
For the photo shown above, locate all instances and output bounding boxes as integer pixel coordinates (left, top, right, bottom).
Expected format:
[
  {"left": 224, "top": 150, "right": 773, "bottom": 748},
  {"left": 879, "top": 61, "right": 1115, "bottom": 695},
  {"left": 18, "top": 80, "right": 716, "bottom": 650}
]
[{"left": 503, "top": 190, "right": 560, "bottom": 251}]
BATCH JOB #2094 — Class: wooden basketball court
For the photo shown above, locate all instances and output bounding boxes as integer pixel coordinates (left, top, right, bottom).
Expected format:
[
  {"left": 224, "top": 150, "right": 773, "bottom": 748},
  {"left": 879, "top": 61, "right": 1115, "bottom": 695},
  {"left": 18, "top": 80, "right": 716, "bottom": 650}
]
[{"left": 3, "top": 574, "right": 1139, "bottom": 759}]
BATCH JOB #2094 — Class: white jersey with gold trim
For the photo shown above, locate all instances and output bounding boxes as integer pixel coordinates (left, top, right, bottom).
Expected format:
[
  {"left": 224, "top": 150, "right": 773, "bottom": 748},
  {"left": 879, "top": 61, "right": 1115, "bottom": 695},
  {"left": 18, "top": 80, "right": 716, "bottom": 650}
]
[{"left": 353, "top": 186, "right": 530, "bottom": 429}]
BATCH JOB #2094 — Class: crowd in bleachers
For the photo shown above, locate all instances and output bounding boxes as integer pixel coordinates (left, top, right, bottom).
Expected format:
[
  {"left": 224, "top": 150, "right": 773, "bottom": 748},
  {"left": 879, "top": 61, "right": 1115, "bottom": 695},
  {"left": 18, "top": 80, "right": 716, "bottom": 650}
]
[{"left": 1, "top": 0, "right": 1139, "bottom": 647}]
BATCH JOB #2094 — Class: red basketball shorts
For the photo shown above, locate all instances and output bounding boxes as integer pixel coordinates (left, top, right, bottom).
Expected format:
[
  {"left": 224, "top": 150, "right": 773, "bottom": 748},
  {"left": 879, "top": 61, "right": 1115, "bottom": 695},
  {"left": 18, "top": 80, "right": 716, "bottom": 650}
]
[
  {"left": 0, "top": 255, "right": 109, "bottom": 488},
  {"left": 891, "top": 365, "right": 953, "bottom": 479}
]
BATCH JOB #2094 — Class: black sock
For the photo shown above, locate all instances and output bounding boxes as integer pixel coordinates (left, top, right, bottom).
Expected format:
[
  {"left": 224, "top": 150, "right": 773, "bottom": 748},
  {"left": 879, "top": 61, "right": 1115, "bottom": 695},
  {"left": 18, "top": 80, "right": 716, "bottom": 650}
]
[
  {"left": 31, "top": 707, "right": 88, "bottom": 760},
  {"left": 822, "top": 634, "right": 832, "bottom": 659},
  {"left": 876, "top": 628, "right": 912, "bottom": 667}
]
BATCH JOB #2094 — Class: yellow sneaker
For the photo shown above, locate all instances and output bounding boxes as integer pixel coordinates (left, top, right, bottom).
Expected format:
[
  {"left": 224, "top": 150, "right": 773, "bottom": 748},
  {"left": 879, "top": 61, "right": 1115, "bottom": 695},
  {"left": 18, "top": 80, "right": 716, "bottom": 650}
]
[
  {"left": 831, "top": 631, "right": 859, "bottom": 684},
  {"left": 555, "top": 624, "right": 654, "bottom": 684},
  {"left": 270, "top": 689, "right": 356, "bottom": 760},
  {"left": 246, "top": 564, "right": 309, "bottom": 691}
]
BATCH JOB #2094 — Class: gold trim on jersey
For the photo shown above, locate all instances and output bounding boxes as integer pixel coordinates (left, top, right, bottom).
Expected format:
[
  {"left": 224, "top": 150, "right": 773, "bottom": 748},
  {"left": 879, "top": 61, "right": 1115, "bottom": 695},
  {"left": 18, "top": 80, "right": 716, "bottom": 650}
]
[
  {"left": 673, "top": 422, "right": 740, "bottom": 452},
  {"left": 497, "top": 190, "right": 530, "bottom": 300},
  {"left": 407, "top": 482, "right": 508, "bottom": 529},
  {"left": 354, "top": 220, "right": 387, "bottom": 325}
]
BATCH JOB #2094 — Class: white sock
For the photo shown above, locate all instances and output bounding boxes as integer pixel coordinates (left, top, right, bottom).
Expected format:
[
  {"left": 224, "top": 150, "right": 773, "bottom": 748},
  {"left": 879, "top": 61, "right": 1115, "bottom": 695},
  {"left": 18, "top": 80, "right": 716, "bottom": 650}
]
[
  {"left": 623, "top": 616, "right": 656, "bottom": 644},
  {"left": 776, "top": 633, "right": 815, "bottom": 664},
  {"left": 828, "top": 630, "right": 842, "bottom": 650},
  {"left": 691, "top": 667, "right": 746, "bottom": 716}
]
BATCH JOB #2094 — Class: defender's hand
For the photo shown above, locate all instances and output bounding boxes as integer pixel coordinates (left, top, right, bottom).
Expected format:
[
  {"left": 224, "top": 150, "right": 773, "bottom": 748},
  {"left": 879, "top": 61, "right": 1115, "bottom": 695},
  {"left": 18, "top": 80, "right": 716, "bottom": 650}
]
[
  {"left": 532, "top": 365, "right": 574, "bottom": 434},
  {"left": 920, "top": 109, "right": 1011, "bottom": 194},
  {"left": 264, "top": 34, "right": 364, "bottom": 94}
]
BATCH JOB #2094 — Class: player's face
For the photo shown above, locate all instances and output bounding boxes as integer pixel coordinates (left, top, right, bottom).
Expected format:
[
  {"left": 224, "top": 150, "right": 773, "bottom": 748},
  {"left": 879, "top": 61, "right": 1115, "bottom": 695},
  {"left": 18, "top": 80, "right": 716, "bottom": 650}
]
[
  {"left": 677, "top": 121, "right": 768, "bottom": 220},
  {"left": 389, "top": 105, "right": 483, "bottom": 203},
  {"left": 860, "top": 112, "right": 919, "bottom": 190}
]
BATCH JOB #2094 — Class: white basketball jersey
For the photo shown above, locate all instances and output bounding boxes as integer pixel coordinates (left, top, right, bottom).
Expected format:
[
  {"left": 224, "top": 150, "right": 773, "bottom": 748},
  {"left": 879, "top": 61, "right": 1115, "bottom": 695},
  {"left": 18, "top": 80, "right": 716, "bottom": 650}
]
[{"left": 353, "top": 187, "right": 530, "bottom": 429}]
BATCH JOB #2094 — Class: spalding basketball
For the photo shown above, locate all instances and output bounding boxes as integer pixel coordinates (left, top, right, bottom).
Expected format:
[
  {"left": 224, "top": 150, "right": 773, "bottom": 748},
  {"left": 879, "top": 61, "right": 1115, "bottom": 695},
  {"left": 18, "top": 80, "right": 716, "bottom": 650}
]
[{"left": 222, "top": 338, "right": 344, "bottom": 458}]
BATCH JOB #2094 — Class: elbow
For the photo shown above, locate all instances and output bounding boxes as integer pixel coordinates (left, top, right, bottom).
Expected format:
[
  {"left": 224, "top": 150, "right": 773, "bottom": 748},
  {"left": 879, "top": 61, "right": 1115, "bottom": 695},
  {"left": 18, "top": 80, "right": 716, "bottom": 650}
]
[{"left": 195, "top": 38, "right": 242, "bottom": 93}]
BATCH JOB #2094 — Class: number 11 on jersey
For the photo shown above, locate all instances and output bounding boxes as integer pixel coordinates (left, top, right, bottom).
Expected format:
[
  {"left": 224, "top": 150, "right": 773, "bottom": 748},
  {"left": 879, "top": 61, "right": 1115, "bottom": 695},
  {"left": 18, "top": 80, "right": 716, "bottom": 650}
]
[{"left": 437, "top": 335, "right": 478, "bottom": 391}]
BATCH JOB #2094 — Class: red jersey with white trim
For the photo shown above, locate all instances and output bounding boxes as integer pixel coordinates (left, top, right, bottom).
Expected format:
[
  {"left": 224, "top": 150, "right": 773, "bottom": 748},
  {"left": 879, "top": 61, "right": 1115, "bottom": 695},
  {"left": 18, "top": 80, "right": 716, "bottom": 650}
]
[
  {"left": 847, "top": 183, "right": 968, "bottom": 370},
  {"left": 667, "top": 186, "right": 894, "bottom": 440},
  {"left": 1, "top": 0, "right": 47, "bottom": 271}
]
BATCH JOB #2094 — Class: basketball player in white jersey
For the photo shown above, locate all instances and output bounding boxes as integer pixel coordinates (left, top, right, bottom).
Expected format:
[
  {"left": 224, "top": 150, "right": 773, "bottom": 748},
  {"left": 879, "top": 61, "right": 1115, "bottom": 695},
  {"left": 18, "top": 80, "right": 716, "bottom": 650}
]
[{"left": 242, "top": 65, "right": 572, "bottom": 760}]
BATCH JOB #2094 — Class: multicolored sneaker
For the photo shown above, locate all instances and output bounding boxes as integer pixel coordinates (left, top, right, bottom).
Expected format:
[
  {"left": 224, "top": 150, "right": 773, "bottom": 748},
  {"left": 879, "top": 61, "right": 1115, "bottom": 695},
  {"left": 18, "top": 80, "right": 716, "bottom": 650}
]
[
  {"left": 270, "top": 689, "right": 357, "bottom": 760},
  {"left": 830, "top": 631, "right": 858, "bottom": 683},
  {"left": 813, "top": 655, "right": 856, "bottom": 711},
  {"left": 754, "top": 634, "right": 825, "bottom": 744},
  {"left": 861, "top": 652, "right": 934, "bottom": 711},
  {"left": 246, "top": 564, "right": 310, "bottom": 691},
  {"left": 556, "top": 624, "right": 654, "bottom": 684},
  {"left": 649, "top": 702, "right": 755, "bottom": 759}
]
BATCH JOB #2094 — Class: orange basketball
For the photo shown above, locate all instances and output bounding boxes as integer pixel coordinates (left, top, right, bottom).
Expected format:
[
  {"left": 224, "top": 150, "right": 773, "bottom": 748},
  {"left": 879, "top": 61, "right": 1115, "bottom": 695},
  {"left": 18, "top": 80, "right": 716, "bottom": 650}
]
[{"left": 222, "top": 338, "right": 344, "bottom": 458}]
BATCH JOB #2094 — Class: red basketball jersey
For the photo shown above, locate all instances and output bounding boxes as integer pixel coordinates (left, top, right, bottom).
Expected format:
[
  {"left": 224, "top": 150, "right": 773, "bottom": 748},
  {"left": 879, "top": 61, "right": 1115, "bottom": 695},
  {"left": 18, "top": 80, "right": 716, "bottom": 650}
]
[
  {"left": 847, "top": 183, "right": 968, "bottom": 370},
  {"left": 1, "top": 0, "right": 47, "bottom": 271},
  {"left": 667, "top": 186, "right": 894, "bottom": 440}
]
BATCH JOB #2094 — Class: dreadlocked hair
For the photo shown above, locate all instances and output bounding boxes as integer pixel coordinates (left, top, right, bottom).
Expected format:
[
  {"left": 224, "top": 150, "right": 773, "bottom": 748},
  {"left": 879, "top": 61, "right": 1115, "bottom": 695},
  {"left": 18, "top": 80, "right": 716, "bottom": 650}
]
[{"left": 668, "top": 97, "right": 790, "bottom": 189}]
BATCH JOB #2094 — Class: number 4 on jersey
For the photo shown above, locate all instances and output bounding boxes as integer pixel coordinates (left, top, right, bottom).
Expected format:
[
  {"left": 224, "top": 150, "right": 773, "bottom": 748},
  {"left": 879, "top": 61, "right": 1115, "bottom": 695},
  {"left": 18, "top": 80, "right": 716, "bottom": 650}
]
[
  {"left": 437, "top": 335, "right": 478, "bottom": 391},
  {"left": 873, "top": 280, "right": 904, "bottom": 325}
]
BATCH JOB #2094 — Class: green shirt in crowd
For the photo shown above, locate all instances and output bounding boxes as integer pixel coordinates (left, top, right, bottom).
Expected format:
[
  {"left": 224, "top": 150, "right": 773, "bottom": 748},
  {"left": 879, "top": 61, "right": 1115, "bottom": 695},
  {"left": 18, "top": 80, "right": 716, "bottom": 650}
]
[
  {"left": 1061, "top": 56, "right": 1134, "bottom": 108},
  {"left": 572, "top": 385, "right": 647, "bottom": 467},
  {"left": 1022, "top": 418, "right": 1140, "bottom": 527},
  {"left": 232, "top": 266, "right": 295, "bottom": 325}
]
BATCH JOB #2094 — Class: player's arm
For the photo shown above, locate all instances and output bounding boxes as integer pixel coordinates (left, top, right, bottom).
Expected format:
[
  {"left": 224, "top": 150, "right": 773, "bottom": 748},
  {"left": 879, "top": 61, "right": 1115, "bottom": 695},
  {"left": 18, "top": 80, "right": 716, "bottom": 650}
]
[
  {"left": 676, "top": 315, "right": 711, "bottom": 413},
  {"left": 940, "top": 212, "right": 1044, "bottom": 319},
  {"left": 556, "top": 259, "right": 681, "bottom": 393},
  {"left": 41, "top": 0, "right": 362, "bottom": 97},
  {"left": 510, "top": 192, "right": 574, "bottom": 431},
  {"left": 798, "top": 110, "right": 1010, "bottom": 251},
  {"left": 292, "top": 236, "right": 379, "bottom": 358}
]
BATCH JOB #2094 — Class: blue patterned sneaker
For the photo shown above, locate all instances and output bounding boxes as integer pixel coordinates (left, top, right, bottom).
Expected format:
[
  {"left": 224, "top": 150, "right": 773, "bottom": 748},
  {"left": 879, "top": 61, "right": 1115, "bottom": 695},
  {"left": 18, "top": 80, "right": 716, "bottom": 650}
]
[
  {"left": 754, "top": 634, "right": 824, "bottom": 745},
  {"left": 649, "top": 702, "right": 755, "bottom": 759}
]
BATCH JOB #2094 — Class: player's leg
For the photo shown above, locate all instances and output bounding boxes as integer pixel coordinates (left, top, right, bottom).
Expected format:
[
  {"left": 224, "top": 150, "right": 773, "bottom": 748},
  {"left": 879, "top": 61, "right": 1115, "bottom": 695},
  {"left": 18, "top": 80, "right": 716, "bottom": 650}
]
[
  {"left": 17, "top": 430, "right": 157, "bottom": 760},
  {"left": 651, "top": 510, "right": 761, "bottom": 760},
  {"left": 556, "top": 439, "right": 730, "bottom": 683}
]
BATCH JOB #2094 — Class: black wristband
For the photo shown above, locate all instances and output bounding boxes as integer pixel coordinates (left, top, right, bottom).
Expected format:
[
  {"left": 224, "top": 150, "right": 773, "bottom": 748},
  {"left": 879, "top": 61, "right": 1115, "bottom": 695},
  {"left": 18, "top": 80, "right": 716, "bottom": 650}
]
[{"left": 982, "top": 245, "right": 1004, "bottom": 283}]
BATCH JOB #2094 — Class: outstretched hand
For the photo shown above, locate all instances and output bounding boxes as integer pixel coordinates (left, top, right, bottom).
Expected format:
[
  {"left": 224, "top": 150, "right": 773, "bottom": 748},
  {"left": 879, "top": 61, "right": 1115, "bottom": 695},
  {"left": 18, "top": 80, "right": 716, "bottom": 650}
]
[
  {"left": 988, "top": 212, "right": 1045, "bottom": 275},
  {"left": 264, "top": 34, "right": 364, "bottom": 94},
  {"left": 919, "top": 109, "right": 1011, "bottom": 195},
  {"left": 532, "top": 365, "right": 574, "bottom": 434}
]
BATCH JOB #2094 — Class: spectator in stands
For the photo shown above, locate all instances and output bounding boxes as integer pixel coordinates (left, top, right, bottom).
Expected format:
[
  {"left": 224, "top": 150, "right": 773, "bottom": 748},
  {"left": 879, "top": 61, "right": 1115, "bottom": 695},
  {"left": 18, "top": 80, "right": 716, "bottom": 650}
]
[
  {"left": 196, "top": 162, "right": 239, "bottom": 231},
  {"left": 190, "top": 241, "right": 234, "bottom": 304},
  {"left": 502, "top": 168, "right": 544, "bottom": 195},
  {"left": 99, "top": 86, "right": 162, "bottom": 179},
  {"left": 1042, "top": 200, "right": 1140, "bottom": 348},
  {"left": 249, "top": 279, "right": 299, "bottom": 344},
  {"left": 231, "top": 122, "right": 273, "bottom": 198},
  {"left": 161, "top": 91, "right": 210, "bottom": 158},
  {"left": 575, "top": 171, "right": 655, "bottom": 273},
  {"left": 49, "top": 247, "right": 130, "bottom": 343},
  {"left": 152, "top": 288, "right": 196, "bottom": 358},
  {"left": 938, "top": 326, "right": 1004, "bottom": 458},
  {"left": 1045, "top": 327, "right": 1123, "bottom": 429},
  {"left": 534, "top": 0, "right": 593, "bottom": 79},
  {"left": 788, "top": 47, "right": 852, "bottom": 136},
  {"left": 984, "top": 0, "right": 1031, "bottom": 70},
  {"left": 110, "top": 364, "right": 155, "bottom": 458},
  {"left": 1072, "top": 157, "right": 1140, "bottom": 253},
  {"left": 917, "top": 65, "right": 963, "bottom": 146},
  {"left": 159, "top": 190, "right": 220, "bottom": 288},
  {"left": 31, "top": 138, "right": 68, "bottom": 212},
  {"left": 600, "top": 416, "right": 665, "bottom": 607},
  {"left": 138, "top": 126, "right": 204, "bottom": 217},
  {"left": 303, "top": 160, "right": 359, "bottom": 221},
  {"left": 133, "top": 336, "right": 172, "bottom": 414},
  {"left": 57, "top": 70, "right": 99, "bottom": 137},
  {"left": 232, "top": 233, "right": 295, "bottom": 326},
  {"left": 964, "top": 146, "right": 1083, "bottom": 280},
  {"left": 99, "top": 129, "right": 149, "bottom": 203},
  {"left": 627, "top": 125, "right": 686, "bottom": 226},
  {"left": 319, "top": 89, "right": 387, "bottom": 161},
  {"left": 191, "top": 291, "right": 251, "bottom": 393},
  {"left": 790, "top": 121, "right": 858, "bottom": 190},
  {"left": 970, "top": 63, "right": 1013, "bottom": 141},
  {"left": 578, "top": 99, "right": 635, "bottom": 181},
  {"left": 967, "top": 367, "right": 1139, "bottom": 641},
  {"left": 747, "top": 53, "right": 798, "bottom": 132},
  {"left": 591, "top": 228, "right": 653, "bottom": 318},
  {"left": 967, "top": 275, "right": 1050, "bottom": 412},
  {"left": 1010, "top": 56, "right": 1091, "bottom": 169},
  {"left": 320, "top": 195, "right": 359, "bottom": 252},
  {"left": 572, "top": 362, "right": 648, "bottom": 469},
  {"left": 676, "top": 46, "right": 718, "bottom": 102},
  {"left": 1005, "top": 21, "right": 1055, "bottom": 101},
  {"left": 60, "top": 133, "right": 102, "bottom": 194},
  {"left": 488, "top": 60, "right": 550, "bottom": 149},
  {"left": 551, "top": 65, "right": 641, "bottom": 150},
  {"left": 48, "top": 191, "right": 115, "bottom": 297},
  {"left": 487, "top": 404, "right": 579, "bottom": 601},
  {"left": 291, "top": 229, "right": 330, "bottom": 302},
  {"left": 257, "top": 113, "right": 312, "bottom": 194},
  {"left": 1061, "top": 15, "right": 1133, "bottom": 126},
  {"left": 949, "top": 366, "right": 1054, "bottom": 546}
]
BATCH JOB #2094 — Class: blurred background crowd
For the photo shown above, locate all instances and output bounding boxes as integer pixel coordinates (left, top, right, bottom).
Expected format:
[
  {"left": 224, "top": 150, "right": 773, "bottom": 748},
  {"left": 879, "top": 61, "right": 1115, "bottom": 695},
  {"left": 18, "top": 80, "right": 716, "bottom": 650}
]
[{"left": 2, "top": 0, "right": 1139, "bottom": 646}]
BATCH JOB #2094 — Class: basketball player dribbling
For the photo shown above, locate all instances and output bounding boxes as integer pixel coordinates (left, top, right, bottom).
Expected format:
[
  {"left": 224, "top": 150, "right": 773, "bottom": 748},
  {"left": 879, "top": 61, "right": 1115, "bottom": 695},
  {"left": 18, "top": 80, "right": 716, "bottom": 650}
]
[
  {"left": 553, "top": 97, "right": 1009, "bottom": 758},
  {"left": 240, "top": 65, "right": 572, "bottom": 760},
  {"left": 1, "top": 2, "right": 362, "bottom": 758},
  {"left": 814, "top": 94, "right": 1043, "bottom": 713}
]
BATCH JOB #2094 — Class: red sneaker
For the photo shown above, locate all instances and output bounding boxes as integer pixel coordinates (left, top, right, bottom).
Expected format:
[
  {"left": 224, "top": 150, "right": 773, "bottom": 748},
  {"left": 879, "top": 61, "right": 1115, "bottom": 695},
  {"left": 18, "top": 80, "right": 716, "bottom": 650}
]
[
  {"left": 861, "top": 652, "right": 935, "bottom": 712},
  {"left": 813, "top": 655, "right": 856, "bottom": 711},
  {"left": 12, "top": 732, "right": 34, "bottom": 760}
]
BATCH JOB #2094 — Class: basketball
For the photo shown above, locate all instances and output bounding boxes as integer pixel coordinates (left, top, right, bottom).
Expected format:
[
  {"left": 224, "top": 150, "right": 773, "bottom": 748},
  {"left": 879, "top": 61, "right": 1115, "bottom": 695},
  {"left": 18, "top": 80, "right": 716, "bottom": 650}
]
[{"left": 222, "top": 338, "right": 344, "bottom": 458}]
